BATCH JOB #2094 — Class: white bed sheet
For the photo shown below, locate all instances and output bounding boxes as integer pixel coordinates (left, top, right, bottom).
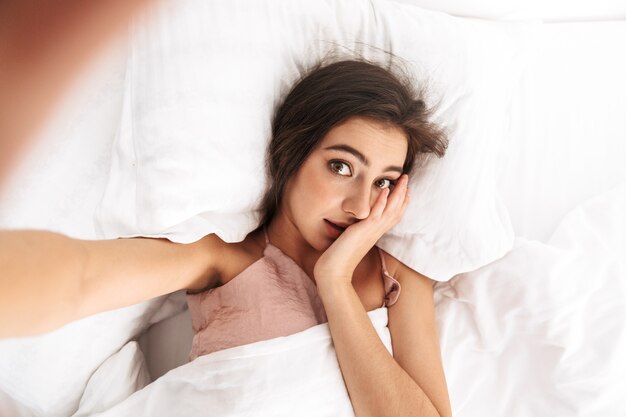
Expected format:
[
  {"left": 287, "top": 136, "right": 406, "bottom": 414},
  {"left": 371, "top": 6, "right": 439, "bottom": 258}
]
[{"left": 497, "top": 20, "right": 626, "bottom": 242}]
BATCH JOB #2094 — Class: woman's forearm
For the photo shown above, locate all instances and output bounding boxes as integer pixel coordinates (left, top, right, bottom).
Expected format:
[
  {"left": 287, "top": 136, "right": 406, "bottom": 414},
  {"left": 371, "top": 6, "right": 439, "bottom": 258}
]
[
  {"left": 0, "top": 230, "right": 85, "bottom": 338},
  {"left": 318, "top": 281, "right": 441, "bottom": 417}
]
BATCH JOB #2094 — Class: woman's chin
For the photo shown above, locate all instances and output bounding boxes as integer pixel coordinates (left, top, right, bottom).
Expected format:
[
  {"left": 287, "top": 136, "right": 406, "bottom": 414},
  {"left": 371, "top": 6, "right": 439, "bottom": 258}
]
[{"left": 306, "top": 229, "right": 334, "bottom": 253}]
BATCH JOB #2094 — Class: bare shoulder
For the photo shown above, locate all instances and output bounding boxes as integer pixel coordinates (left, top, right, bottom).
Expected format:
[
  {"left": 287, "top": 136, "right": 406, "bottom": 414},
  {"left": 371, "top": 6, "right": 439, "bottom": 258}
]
[{"left": 188, "top": 228, "right": 266, "bottom": 292}]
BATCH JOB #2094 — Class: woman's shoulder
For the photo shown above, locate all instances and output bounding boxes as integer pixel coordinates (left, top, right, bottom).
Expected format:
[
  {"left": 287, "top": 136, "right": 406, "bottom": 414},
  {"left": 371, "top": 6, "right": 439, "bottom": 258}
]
[
  {"left": 213, "top": 227, "right": 266, "bottom": 260},
  {"left": 189, "top": 229, "right": 266, "bottom": 292}
]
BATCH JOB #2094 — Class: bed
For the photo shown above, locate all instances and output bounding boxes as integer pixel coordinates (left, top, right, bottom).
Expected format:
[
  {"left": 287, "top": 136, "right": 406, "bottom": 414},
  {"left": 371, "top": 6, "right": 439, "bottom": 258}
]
[{"left": 1, "top": 0, "right": 625, "bottom": 416}]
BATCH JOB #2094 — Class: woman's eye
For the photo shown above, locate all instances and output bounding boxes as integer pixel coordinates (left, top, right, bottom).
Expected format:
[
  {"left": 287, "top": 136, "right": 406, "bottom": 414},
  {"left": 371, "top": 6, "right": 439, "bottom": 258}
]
[
  {"left": 376, "top": 178, "right": 396, "bottom": 189},
  {"left": 330, "top": 161, "right": 351, "bottom": 176}
]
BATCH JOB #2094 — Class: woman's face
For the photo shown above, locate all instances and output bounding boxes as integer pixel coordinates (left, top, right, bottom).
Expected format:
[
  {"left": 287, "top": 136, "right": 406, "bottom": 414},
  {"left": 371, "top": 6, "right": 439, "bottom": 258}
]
[{"left": 281, "top": 116, "right": 408, "bottom": 252}]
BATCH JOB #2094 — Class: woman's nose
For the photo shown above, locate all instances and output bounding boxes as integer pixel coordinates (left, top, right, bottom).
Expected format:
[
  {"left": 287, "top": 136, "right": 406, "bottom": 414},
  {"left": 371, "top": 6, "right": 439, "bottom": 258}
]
[{"left": 342, "top": 184, "right": 373, "bottom": 220}]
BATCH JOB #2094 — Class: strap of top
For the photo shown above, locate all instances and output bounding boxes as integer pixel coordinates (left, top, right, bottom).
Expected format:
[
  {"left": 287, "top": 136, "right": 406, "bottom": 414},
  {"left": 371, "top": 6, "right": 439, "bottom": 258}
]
[
  {"left": 376, "top": 247, "right": 401, "bottom": 307},
  {"left": 377, "top": 247, "right": 388, "bottom": 271},
  {"left": 263, "top": 225, "right": 270, "bottom": 245}
]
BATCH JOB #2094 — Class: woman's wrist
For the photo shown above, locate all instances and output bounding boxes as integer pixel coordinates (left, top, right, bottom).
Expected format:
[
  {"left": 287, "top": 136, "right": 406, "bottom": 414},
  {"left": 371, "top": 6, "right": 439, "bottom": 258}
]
[{"left": 316, "top": 279, "right": 354, "bottom": 304}]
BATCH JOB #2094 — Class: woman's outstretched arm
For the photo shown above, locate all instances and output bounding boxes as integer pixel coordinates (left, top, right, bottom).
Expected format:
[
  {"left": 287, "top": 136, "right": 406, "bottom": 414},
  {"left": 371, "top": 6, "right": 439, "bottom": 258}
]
[{"left": 0, "top": 230, "right": 220, "bottom": 339}]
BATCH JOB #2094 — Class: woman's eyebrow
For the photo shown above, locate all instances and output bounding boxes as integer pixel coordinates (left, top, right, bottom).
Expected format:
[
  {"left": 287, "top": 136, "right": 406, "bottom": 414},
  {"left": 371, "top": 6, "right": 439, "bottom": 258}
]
[{"left": 323, "top": 144, "right": 403, "bottom": 173}]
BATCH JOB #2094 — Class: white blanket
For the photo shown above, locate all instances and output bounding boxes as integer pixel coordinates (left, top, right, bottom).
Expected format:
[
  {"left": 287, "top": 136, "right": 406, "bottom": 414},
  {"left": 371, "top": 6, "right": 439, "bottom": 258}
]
[
  {"left": 82, "top": 183, "right": 626, "bottom": 417},
  {"left": 435, "top": 182, "right": 626, "bottom": 416},
  {"left": 85, "top": 308, "right": 392, "bottom": 417}
]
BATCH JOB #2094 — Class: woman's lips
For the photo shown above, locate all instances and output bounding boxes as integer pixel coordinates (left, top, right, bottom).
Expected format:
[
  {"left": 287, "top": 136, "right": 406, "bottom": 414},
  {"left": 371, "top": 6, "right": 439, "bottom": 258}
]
[{"left": 324, "top": 219, "right": 346, "bottom": 238}]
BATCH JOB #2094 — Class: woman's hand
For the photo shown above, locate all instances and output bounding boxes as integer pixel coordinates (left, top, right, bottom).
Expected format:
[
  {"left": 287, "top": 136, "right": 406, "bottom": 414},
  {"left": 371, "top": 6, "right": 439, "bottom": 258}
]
[{"left": 313, "top": 174, "right": 410, "bottom": 291}]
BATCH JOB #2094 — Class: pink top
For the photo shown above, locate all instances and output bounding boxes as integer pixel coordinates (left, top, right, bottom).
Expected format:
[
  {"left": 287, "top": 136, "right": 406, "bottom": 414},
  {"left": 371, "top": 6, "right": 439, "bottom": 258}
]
[{"left": 185, "top": 228, "right": 401, "bottom": 361}]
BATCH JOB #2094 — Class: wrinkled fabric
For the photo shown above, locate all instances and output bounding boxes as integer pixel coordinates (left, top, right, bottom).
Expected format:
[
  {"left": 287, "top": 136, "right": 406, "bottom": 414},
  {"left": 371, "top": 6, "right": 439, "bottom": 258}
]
[{"left": 186, "top": 230, "right": 401, "bottom": 361}]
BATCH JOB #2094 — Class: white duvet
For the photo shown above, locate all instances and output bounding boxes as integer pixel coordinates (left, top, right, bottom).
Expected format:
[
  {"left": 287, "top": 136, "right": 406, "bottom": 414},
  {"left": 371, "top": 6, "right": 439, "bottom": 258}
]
[
  {"left": 82, "top": 308, "right": 392, "bottom": 417},
  {"left": 76, "top": 183, "right": 626, "bottom": 417},
  {"left": 435, "top": 183, "right": 626, "bottom": 416}
]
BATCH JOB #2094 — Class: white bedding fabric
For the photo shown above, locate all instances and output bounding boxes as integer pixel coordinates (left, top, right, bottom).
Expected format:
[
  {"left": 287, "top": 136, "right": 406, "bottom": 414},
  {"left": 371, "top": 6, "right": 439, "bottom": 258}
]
[
  {"left": 497, "top": 20, "right": 626, "bottom": 242},
  {"left": 391, "top": 0, "right": 626, "bottom": 21},
  {"left": 78, "top": 183, "right": 626, "bottom": 416},
  {"left": 72, "top": 342, "right": 151, "bottom": 417},
  {"left": 90, "top": 308, "right": 393, "bottom": 417},
  {"left": 435, "top": 183, "right": 626, "bottom": 416}
]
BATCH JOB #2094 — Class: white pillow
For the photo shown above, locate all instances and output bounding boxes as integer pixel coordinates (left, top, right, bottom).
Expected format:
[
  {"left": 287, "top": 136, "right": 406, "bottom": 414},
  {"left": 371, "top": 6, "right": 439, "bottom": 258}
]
[
  {"left": 389, "top": 0, "right": 626, "bottom": 22},
  {"left": 96, "top": 0, "right": 529, "bottom": 280},
  {"left": 72, "top": 341, "right": 151, "bottom": 417}
]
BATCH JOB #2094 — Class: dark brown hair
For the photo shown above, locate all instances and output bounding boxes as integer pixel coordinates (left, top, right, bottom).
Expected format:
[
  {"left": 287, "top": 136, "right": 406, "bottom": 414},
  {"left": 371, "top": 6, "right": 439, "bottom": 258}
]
[{"left": 257, "top": 56, "right": 449, "bottom": 228}]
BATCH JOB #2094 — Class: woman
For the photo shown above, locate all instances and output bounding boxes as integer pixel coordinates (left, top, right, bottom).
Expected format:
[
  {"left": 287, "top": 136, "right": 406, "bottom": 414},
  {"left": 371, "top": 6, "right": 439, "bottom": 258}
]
[{"left": 0, "top": 58, "right": 452, "bottom": 417}]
